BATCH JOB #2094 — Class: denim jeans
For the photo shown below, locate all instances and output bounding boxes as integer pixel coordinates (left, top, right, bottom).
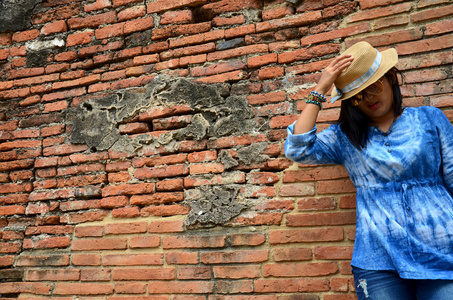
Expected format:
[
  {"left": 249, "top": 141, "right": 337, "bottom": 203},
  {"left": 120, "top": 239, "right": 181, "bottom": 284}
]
[{"left": 352, "top": 267, "right": 453, "bottom": 300}]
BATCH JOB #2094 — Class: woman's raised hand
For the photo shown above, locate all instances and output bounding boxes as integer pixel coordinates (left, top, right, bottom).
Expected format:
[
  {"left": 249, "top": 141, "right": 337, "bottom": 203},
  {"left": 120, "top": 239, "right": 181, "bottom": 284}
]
[{"left": 314, "top": 54, "right": 354, "bottom": 95}]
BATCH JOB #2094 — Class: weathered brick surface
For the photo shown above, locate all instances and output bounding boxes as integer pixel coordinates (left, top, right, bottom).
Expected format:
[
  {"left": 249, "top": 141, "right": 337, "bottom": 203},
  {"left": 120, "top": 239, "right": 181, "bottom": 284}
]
[{"left": 0, "top": 0, "right": 451, "bottom": 298}]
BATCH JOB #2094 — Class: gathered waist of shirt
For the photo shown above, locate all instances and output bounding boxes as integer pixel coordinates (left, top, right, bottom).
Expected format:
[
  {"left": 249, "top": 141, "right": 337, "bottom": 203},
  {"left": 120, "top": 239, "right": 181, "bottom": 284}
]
[{"left": 354, "top": 177, "right": 444, "bottom": 190}]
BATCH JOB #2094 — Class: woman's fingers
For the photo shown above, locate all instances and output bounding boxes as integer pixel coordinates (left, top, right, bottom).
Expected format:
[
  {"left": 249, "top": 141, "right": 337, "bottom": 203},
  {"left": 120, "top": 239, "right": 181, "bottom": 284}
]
[{"left": 314, "top": 54, "right": 354, "bottom": 94}]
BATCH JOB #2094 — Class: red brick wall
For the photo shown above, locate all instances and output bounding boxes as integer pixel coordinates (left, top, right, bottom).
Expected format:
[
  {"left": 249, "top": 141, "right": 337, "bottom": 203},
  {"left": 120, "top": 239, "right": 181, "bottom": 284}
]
[{"left": 0, "top": 0, "right": 452, "bottom": 298}]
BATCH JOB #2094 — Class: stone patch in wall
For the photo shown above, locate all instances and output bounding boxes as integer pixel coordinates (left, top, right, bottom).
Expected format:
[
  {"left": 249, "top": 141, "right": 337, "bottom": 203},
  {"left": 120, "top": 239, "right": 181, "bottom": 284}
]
[{"left": 0, "top": 0, "right": 42, "bottom": 32}]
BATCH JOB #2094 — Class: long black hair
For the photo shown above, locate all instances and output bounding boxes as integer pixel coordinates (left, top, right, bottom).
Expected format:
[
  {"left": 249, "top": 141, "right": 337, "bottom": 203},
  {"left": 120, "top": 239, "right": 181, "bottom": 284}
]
[{"left": 337, "top": 68, "right": 404, "bottom": 150}]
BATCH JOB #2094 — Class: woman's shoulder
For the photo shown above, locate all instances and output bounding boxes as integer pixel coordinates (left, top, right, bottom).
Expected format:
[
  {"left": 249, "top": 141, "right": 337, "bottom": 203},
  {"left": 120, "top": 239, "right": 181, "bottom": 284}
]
[{"left": 404, "top": 105, "right": 444, "bottom": 119}]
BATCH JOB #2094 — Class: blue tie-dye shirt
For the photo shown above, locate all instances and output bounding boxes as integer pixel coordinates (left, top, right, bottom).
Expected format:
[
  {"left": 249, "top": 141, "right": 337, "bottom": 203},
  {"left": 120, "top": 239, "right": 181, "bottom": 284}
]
[{"left": 284, "top": 106, "right": 453, "bottom": 280}]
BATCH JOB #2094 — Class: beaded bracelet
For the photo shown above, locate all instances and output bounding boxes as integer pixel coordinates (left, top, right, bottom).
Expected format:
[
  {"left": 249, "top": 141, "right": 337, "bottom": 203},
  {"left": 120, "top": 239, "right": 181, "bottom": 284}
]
[
  {"left": 308, "top": 91, "right": 327, "bottom": 103},
  {"left": 305, "top": 99, "right": 322, "bottom": 109}
]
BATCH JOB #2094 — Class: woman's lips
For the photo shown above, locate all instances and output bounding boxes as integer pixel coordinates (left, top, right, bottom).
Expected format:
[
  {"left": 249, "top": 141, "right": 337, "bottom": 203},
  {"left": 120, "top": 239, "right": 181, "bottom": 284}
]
[{"left": 368, "top": 102, "right": 378, "bottom": 110}]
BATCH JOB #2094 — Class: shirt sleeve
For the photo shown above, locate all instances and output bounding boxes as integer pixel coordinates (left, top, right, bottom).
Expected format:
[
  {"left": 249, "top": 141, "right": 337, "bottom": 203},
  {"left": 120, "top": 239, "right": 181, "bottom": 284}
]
[
  {"left": 284, "top": 122, "right": 343, "bottom": 165},
  {"left": 434, "top": 108, "right": 453, "bottom": 194}
]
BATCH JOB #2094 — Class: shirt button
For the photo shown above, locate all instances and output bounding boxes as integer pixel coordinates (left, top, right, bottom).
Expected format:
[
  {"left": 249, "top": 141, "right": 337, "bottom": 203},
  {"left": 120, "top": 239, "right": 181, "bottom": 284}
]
[
  {"left": 385, "top": 143, "right": 390, "bottom": 146},
  {"left": 388, "top": 149, "right": 392, "bottom": 153}
]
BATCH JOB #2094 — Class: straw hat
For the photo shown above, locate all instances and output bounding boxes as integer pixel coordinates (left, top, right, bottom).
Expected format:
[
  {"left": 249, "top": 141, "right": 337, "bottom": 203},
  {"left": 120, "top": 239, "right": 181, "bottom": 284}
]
[{"left": 330, "top": 41, "right": 398, "bottom": 103}]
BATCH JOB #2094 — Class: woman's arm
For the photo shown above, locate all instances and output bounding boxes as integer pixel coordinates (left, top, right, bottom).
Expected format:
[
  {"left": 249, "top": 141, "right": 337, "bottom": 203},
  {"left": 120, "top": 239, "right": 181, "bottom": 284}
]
[{"left": 293, "top": 54, "right": 354, "bottom": 135}]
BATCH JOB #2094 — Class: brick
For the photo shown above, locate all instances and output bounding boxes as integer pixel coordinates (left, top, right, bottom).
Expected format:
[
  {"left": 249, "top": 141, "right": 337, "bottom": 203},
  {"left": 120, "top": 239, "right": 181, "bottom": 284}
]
[
  {"left": 161, "top": 9, "right": 194, "bottom": 25},
  {"left": 196, "top": 70, "right": 248, "bottom": 83},
  {"left": 0, "top": 255, "right": 15, "bottom": 267},
  {"left": 169, "top": 30, "right": 224, "bottom": 48},
  {"left": 41, "top": 20, "right": 68, "bottom": 35},
  {"left": 347, "top": 2, "right": 412, "bottom": 22},
  {"left": 16, "top": 254, "right": 70, "bottom": 266},
  {"left": 52, "top": 74, "right": 100, "bottom": 90},
  {"left": 72, "top": 238, "right": 127, "bottom": 251},
  {"left": 374, "top": 15, "right": 409, "bottom": 30},
  {"left": 134, "top": 165, "right": 189, "bottom": 179},
  {"left": 54, "top": 283, "right": 113, "bottom": 295},
  {"left": 54, "top": 51, "right": 78, "bottom": 62},
  {"left": 140, "top": 204, "right": 190, "bottom": 217},
  {"left": 426, "top": 19, "right": 453, "bottom": 36},
  {"left": 80, "top": 268, "right": 111, "bottom": 281},
  {"left": 229, "top": 233, "right": 266, "bottom": 246},
  {"left": 191, "top": 60, "right": 246, "bottom": 77},
  {"left": 0, "top": 159, "right": 34, "bottom": 171},
  {"left": 248, "top": 53, "right": 278, "bottom": 68},
  {"left": 301, "top": 23, "right": 369, "bottom": 46},
  {"left": 314, "top": 246, "right": 354, "bottom": 260},
  {"left": 180, "top": 53, "right": 207, "bottom": 66},
  {"left": 129, "top": 236, "right": 161, "bottom": 248},
  {"left": 163, "top": 235, "right": 226, "bottom": 249},
  {"left": 12, "top": 29, "right": 39, "bottom": 42},
  {"left": 255, "top": 278, "right": 329, "bottom": 293},
  {"left": 0, "top": 87, "right": 30, "bottom": 100},
  {"left": 42, "top": 87, "right": 86, "bottom": 102},
  {"left": 118, "top": 5, "right": 146, "bottom": 21},
  {"left": 79, "top": 41, "right": 124, "bottom": 57},
  {"left": 112, "top": 0, "right": 142, "bottom": 7},
  {"left": 207, "top": 44, "right": 268, "bottom": 61},
  {"left": 152, "top": 22, "right": 211, "bottom": 40},
  {"left": 72, "top": 254, "right": 101, "bottom": 266},
  {"left": 166, "top": 252, "right": 198, "bottom": 264},
  {"left": 349, "top": 28, "right": 423, "bottom": 48},
  {"left": 101, "top": 196, "right": 129, "bottom": 208},
  {"left": 67, "top": 11, "right": 116, "bottom": 29},
  {"left": 279, "top": 43, "right": 340, "bottom": 64},
  {"left": 201, "top": 249, "right": 268, "bottom": 264},
  {"left": 258, "top": 66, "right": 285, "bottom": 80},
  {"left": 130, "top": 192, "right": 184, "bottom": 206},
  {"left": 263, "top": 4, "right": 295, "bottom": 20},
  {"left": 10, "top": 45, "right": 26, "bottom": 56},
  {"left": 23, "top": 236, "right": 71, "bottom": 249},
  {"left": 286, "top": 212, "right": 356, "bottom": 227},
  {"left": 0, "top": 241, "right": 21, "bottom": 253},
  {"left": 114, "top": 282, "right": 147, "bottom": 294},
  {"left": 0, "top": 282, "right": 52, "bottom": 295},
  {"left": 112, "top": 268, "right": 175, "bottom": 280},
  {"left": 104, "top": 222, "right": 147, "bottom": 234},
  {"left": 102, "top": 183, "right": 155, "bottom": 197},
  {"left": 148, "top": 280, "right": 213, "bottom": 294},
  {"left": 257, "top": 11, "right": 321, "bottom": 32},
  {"left": 178, "top": 266, "right": 211, "bottom": 280},
  {"left": 133, "top": 53, "right": 160, "bottom": 65},
  {"left": 273, "top": 247, "right": 312, "bottom": 262},
  {"left": 213, "top": 15, "right": 245, "bottom": 26},
  {"left": 414, "top": 78, "right": 453, "bottom": 96},
  {"left": 107, "top": 169, "right": 130, "bottom": 180},
  {"left": 199, "top": 0, "right": 262, "bottom": 18},
  {"left": 0, "top": 33, "right": 11, "bottom": 45},
  {"left": 75, "top": 226, "right": 103, "bottom": 238},
  {"left": 269, "top": 227, "right": 344, "bottom": 244},
  {"left": 225, "top": 24, "right": 256, "bottom": 39},
  {"left": 263, "top": 262, "right": 338, "bottom": 277},
  {"left": 161, "top": 42, "right": 215, "bottom": 60},
  {"left": 85, "top": 0, "right": 112, "bottom": 12},
  {"left": 190, "top": 162, "right": 224, "bottom": 175},
  {"left": 147, "top": 0, "right": 208, "bottom": 13},
  {"left": 143, "top": 41, "right": 169, "bottom": 54},
  {"left": 213, "top": 265, "right": 261, "bottom": 279},
  {"left": 124, "top": 16, "right": 154, "bottom": 34},
  {"left": 103, "top": 253, "right": 163, "bottom": 265},
  {"left": 0, "top": 205, "right": 26, "bottom": 216},
  {"left": 25, "top": 269, "right": 80, "bottom": 281},
  {"left": 411, "top": 4, "right": 453, "bottom": 22},
  {"left": 0, "top": 48, "right": 9, "bottom": 60}
]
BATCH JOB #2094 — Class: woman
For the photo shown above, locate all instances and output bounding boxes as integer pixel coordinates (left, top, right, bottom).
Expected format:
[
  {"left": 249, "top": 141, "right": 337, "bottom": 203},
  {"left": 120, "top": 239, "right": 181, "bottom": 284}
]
[{"left": 284, "top": 41, "right": 453, "bottom": 299}]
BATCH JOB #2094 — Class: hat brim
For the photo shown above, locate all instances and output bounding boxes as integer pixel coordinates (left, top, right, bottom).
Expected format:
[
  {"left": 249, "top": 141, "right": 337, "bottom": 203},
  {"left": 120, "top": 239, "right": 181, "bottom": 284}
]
[{"left": 331, "top": 48, "right": 398, "bottom": 102}]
